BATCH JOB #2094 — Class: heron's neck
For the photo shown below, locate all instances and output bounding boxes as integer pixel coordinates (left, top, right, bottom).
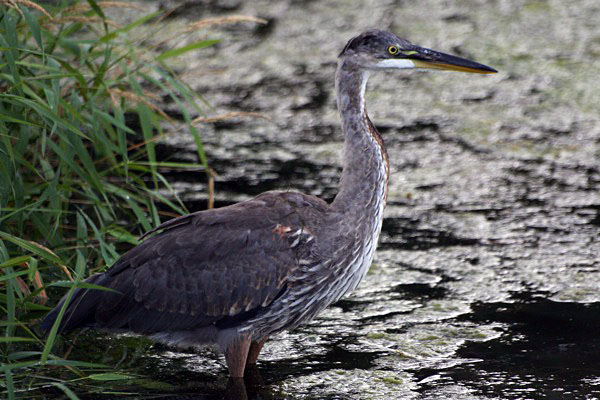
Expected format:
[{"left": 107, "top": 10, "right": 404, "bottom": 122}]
[{"left": 331, "top": 61, "right": 389, "bottom": 214}]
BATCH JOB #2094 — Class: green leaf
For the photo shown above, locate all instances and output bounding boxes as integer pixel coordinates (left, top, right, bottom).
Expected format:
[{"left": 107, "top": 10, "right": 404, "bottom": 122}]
[
  {"left": 41, "top": 284, "right": 78, "bottom": 364},
  {"left": 107, "top": 227, "right": 139, "bottom": 245},
  {"left": 51, "top": 383, "right": 80, "bottom": 400},
  {"left": 44, "top": 360, "right": 109, "bottom": 368},
  {"left": 49, "top": 280, "right": 119, "bottom": 293},
  {"left": 0, "top": 293, "right": 49, "bottom": 310},
  {"left": 87, "top": 373, "right": 135, "bottom": 381},
  {"left": 56, "top": 60, "right": 88, "bottom": 99},
  {"left": 21, "top": 7, "right": 43, "bottom": 50},
  {"left": 0, "top": 231, "right": 63, "bottom": 265},
  {"left": 0, "top": 95, "right": 90, "bottom": 140},
  {"left": 127, "top": 161, "right": 206, "bottom": 170},
  {"left": 66, "top": 132, "right": 107, "bottom": 198},
  {"left": 92, "top": 44, "right": 112, "bottom": 90},
  {"left": 0, "top": 269, "right": 29, "bottom": 282},
  {"left": 0, "top": 111, "right": 39, "bottom": 126},
  {"left": 86, "top": 0, "right": 106, "bottom": 20},
  {"left": 0, "top": 359, "right": 109, "bottom": 372},
  {"left": 0, "top": 337, "right": 36, "bottom": 343},
  {"left": 100, "top": 11, "right": 162, "bottom": 43},
  {"left": 135, "top": 100, "right": 158, "bottom": 190},
  {"left": 4, "top": 368, "right": 14, "bottom": 400},
  {"left": 0, "top": 255, "right": 31, "bottom": 269},
  {"left": 157, "top": 39, "right": 220, "bottom": 61},
  {"left": 78, "top": 210, "right": 119, "bottom": 265}
]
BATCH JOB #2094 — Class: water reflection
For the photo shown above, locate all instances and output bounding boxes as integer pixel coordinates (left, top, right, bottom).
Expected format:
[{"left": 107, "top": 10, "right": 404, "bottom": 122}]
[{"left": 416, "top": 293, "right": 600, "bottom": 399}]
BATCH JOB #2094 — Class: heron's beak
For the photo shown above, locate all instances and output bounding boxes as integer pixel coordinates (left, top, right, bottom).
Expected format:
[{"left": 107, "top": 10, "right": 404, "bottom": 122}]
[{"left": 407, "top": 47, "right": 497, "bottom": 74}]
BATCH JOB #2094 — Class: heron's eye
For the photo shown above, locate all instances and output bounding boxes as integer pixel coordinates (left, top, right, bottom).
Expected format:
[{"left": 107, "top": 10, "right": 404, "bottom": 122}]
[{"left": 387, "top": 45, "right": 399, "bottom": 55}]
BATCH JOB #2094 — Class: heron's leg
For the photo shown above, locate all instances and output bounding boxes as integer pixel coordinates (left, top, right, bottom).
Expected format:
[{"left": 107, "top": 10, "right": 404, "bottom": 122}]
[
  {"left": 246, "top": 337, "right": 268, "bottom": 365},
  {"left": 225, "top": 334, "right": 252, "bottom": 378},
  {"left": 226, "top": 377, "right": 248, "bottom": 400}
]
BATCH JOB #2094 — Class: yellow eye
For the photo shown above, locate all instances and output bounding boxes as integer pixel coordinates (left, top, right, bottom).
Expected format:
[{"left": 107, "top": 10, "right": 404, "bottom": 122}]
[{"left": 388, "top": 45, "right": 399, "bottom": 55}]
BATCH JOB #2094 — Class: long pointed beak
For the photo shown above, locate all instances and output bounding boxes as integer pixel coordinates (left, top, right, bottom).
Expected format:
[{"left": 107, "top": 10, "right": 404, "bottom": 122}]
[{"left": 407, "top": 46, "right": 497, "bottom": 74}]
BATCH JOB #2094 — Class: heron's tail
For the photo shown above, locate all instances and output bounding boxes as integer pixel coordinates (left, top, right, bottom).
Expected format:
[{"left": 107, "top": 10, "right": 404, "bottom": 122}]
[{"left": 39, "top": 273, "right": 107, "bottom": 335}]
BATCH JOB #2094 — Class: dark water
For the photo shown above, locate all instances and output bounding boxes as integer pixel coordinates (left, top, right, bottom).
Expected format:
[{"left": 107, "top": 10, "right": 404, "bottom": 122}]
[{"left": 42, "top": 0, "right": 600, "bottom": 398}]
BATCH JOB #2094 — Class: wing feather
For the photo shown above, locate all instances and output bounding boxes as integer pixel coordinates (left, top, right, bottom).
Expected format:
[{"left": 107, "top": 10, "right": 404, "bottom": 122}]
[{"left": 89, "top": 192, "right": 327, "bottom": 333}]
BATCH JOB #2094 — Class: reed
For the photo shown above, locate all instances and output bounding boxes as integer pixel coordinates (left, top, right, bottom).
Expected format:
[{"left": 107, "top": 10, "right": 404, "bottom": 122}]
[{"left": 0, "top": 1, "right": 263, "bottom": 397}]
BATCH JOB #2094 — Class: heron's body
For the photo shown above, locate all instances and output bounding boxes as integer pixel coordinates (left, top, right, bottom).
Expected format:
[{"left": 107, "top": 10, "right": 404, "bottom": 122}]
[{"left": 41, "top": 30, "right": 495, "bottom": 378}]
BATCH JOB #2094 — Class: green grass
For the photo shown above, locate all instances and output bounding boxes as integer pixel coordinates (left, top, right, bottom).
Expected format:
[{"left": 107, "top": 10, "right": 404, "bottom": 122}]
[{"left": 0, "top": 1, "right": 258, "bottom": 398}]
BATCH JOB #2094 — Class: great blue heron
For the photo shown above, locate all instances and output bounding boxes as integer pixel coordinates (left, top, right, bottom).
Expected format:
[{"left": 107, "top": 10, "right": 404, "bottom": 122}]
[{"left": 41, "top": 30, "right": 496, "bottom": 378}]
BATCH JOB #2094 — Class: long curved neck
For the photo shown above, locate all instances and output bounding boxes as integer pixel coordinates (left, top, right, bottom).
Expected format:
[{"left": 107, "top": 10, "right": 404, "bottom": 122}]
[{"left": 331, "top": 60, "right": 389, "bottom": 213}]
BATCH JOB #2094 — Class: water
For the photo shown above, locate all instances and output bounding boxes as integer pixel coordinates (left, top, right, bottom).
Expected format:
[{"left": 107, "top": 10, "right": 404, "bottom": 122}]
[{"left": 45, "top": 0, "right": 600, "bottom": 398}]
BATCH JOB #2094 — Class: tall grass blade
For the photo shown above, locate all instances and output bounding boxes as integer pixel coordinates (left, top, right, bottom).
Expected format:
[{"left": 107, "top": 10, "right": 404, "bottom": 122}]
[
  {"left": 86, "top": 0, "right": 106, "bottom": 21},
  {"left": 0, "top": 0, "right": 246, "bottom": 395},
  {"left": 4, "top": 368, "right": 14, "bottom": 400},
  {"left": 0, "top": 255, "right": 31, "bottom": 269},
  {"left": 99, "top": 11, "right": 162, "bottom": 43},
  {"left": 40, "top": 283, "right": 77, "bottom": 364},
  {"left": 51, "top": 382, "right": 80, "bottom": 400},
  {"left": 156, "top": 39, "right": 220, "bottom": 61},
  {"left": 0, "top": 232, "right": 63, "bottom": 265},
  {"left": 88, "top": 372, "right": 135, "bottom": 381}
]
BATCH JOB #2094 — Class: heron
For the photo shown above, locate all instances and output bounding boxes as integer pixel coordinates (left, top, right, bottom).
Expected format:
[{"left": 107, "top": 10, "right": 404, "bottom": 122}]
[{"left": 41, "top": 30, "right": 496, "bottom": 378}]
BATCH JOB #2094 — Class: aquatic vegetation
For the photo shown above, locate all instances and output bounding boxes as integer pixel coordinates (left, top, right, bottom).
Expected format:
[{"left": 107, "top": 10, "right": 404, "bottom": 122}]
[{"left": 0, "top": 1, "right": 262, "bottom": 397}]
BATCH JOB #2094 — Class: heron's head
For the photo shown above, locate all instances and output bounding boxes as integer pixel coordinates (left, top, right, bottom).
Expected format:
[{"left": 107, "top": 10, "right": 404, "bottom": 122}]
[{"left": 339, "top": 30, "right": 496, "bottom": 74}]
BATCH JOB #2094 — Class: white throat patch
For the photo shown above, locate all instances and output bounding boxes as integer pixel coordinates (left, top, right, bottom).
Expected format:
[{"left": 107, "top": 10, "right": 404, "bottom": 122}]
[{"left": 376, "top": 59, "right": 416, "bottom": 69}]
